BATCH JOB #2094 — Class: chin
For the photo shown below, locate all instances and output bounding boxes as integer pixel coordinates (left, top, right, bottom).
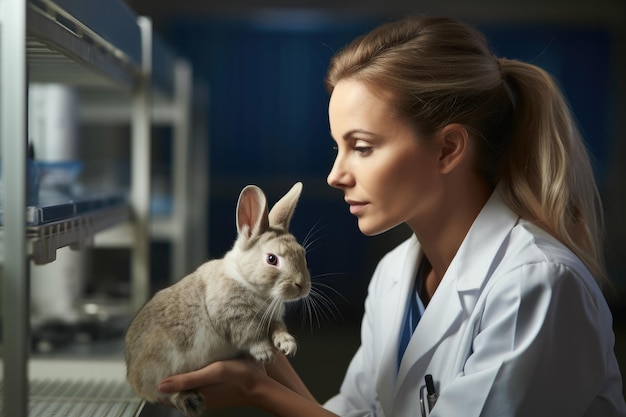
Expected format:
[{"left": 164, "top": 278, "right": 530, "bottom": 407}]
[{"left": 357, "top": 219, "right": 398, "bottom": 237}]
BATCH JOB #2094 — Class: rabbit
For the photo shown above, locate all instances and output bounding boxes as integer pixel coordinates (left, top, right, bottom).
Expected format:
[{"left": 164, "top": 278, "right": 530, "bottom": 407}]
[{"left": 124, "top": 182, "right": 311, "bottom": 417}]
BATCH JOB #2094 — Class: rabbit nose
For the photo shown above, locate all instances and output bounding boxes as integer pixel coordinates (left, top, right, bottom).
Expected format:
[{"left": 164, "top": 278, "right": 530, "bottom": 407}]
[{"left": 294, "top": 278, "right": 310, "bottom": 296}]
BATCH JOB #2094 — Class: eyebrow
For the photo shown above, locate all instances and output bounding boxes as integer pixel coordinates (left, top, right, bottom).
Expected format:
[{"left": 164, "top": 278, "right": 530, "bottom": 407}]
[
  {"left": 341, "top": 129, "right": 377, "bottom": 141},
  {"left": 329, "top": 128, "right": 378, "bottom": 143}
]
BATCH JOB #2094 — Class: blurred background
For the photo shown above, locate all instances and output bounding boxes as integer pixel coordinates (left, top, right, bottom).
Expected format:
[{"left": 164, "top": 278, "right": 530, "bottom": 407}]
[{"left": 117, "top": 0, "right": 625, "bottom": 415}]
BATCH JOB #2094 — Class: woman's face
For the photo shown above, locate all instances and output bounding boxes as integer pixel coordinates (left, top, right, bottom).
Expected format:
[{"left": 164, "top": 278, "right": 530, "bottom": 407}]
[{"left": 327, "top": 79, "right": 442, "bottom": 236}]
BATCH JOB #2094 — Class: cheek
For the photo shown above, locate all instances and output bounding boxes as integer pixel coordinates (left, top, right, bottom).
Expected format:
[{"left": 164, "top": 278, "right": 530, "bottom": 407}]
[
  {"left": 376, "top": 150, "right": 434, "bottom": 194},
  {"left": 372, "top": 153, "right": 440, "bottom": 229}
]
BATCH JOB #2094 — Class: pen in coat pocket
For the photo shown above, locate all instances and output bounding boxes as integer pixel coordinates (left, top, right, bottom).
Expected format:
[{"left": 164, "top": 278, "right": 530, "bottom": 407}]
[
  {"left": 425, "top": 374, "right": 438, "bottom": 410},
  {"left": 420, "top": 374, "right": 438, "bottom": 416}
]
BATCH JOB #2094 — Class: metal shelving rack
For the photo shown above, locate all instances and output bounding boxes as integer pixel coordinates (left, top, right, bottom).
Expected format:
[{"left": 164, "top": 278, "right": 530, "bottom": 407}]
[
  {"left": 82, "top": 36, "right": 203, "bottom": 285},
  {"left": 0, "top": 1, "right": 204, "bottom": 416}
]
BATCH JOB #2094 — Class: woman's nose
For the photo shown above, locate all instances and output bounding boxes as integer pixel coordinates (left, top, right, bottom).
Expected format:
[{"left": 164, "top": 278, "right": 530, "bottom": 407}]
[{"left": 327, "top": 155, "right": 350, "bottom": 189}]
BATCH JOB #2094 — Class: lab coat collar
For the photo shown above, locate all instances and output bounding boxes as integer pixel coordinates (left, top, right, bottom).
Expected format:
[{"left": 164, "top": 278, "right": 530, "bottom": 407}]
[
  {"left": 377, "top": 187, "right": 520, "bottom": 414},
  {"left": 452, "top": 185, "right": 520, "bottom": 298}
]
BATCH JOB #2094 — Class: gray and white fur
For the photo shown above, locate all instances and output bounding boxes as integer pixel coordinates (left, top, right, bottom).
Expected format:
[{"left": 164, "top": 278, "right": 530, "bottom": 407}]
[{"left": 124, "top": 182, "right": 310, "bottom": 417}]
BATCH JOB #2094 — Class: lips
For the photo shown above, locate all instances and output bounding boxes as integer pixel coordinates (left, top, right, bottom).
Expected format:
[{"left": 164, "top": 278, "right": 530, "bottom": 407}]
[{"left": 346, "top": 199, "right": 368, "bottom": 215}]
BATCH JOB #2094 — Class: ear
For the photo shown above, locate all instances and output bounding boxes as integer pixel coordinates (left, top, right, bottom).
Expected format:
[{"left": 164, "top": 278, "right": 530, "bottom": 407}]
[
  {"left": 268, "top": 182, "right": 303, "bottom": 230},
  {"left": 436, "top": 123, "right": 469, "bottom": 174},
  {"left": 236, "top": 185, "right": 269, "bottom": 238}
]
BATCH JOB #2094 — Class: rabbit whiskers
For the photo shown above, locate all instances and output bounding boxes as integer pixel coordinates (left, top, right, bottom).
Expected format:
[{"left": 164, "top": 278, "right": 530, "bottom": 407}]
[
  {"left": 247, "top": 296, "right": 286, "bottom": 342},
  {"left": 301, "top": 220, "right": 327, "bottom": 255},
  {"left": 288, "top": 278, "right": 344, "bottom": 331}
]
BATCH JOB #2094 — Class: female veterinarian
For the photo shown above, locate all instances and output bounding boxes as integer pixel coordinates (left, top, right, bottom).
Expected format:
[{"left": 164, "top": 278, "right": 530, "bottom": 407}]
[{"left": 158, "top": 15, "right": 626, "bottom": 417}]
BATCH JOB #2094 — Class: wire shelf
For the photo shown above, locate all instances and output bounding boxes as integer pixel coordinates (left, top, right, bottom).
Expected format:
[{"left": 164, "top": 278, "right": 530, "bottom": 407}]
[{"left": 0, "top": 379, "right": 143, "bottom": 417}]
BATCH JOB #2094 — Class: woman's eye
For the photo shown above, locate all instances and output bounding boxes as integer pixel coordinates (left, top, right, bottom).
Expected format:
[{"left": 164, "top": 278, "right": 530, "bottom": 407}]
[
  {"left": 353, "top": 139, "right": 373, "bottom": 155},
  {"left": 354, "top": 146, "right": 373, "bottom": 155},
  {"left": 266, "top": 254, "right": 279, "bottom": 266}
]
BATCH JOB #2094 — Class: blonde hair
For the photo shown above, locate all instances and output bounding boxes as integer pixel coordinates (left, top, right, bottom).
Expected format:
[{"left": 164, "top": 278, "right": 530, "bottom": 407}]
[{"left": 326, "top": 16, "right": 607, "bottom": 286}]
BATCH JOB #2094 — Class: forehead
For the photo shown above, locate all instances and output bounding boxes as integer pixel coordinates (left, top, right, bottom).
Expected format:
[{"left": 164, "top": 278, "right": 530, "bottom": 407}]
[
  {"left": 260, "top": 231, "right": 301, "bottom": 255},
  {"left": 329, "top": 80, "right": 396, "bottom": 128}
]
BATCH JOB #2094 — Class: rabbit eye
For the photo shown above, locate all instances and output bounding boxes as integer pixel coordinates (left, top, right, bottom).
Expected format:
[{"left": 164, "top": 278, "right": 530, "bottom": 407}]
[{"left": 266, "top": 254, "right": 278, "bottom": 266}]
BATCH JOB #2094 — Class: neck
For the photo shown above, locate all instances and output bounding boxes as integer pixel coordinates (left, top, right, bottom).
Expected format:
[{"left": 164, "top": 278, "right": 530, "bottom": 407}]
[{"left": 411, "top": 179, "right": 492, "bottom": 287}]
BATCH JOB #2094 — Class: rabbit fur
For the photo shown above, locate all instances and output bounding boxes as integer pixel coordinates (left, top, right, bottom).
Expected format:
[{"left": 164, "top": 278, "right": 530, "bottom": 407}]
[{"left": 124, "top": 182, "right": 310, "bottom": 417}]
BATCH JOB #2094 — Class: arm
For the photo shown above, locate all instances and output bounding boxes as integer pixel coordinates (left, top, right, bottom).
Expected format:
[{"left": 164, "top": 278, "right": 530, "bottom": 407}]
[
  {"left": 159, "top": 356, "right": 338, "bottom": 417},
  {"left": 265, "top": 351, "right": 317, "bottom": 402}
]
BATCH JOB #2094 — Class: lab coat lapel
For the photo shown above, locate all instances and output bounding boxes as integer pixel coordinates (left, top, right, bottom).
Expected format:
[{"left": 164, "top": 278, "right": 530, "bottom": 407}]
[
  {"left": 394, "top": 188, "right": 520, "bottom": 400},
  {"left": 375, "top": 236, "right": 422, "bottom": 415},
  {"left": 395, "top": 262, "right": 464, "bottom": 389}
]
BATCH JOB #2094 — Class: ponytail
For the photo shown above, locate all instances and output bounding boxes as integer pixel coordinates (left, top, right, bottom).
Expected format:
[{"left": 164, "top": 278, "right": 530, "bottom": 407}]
[{"left": 497, "top": 59, "right": 607, "bottom": 286}]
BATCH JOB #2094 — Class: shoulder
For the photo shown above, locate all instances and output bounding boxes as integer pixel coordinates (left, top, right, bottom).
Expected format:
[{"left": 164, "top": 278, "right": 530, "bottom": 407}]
[
  {"left": 504, "top": 220, "right": 590, "bottom": 279},
  {"left": 487, "top": 220, "right": 606, "bottom": 313}
]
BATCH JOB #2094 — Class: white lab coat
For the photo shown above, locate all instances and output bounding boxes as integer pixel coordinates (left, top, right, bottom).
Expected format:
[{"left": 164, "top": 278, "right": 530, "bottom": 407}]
[{"left": 324, "top": 189, "right": 626, "bottom": 417}]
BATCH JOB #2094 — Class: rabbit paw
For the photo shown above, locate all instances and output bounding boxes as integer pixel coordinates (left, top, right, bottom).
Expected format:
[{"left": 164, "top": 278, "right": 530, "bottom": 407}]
[
  {"left": 273, "top": 332, "right": 297, "bottom": 356},
  {"left": 171, "top": 391, "right": 204, "bottom": 417},
  {"left": 250, "top": 343, "right": 275, "bottom": 363}
]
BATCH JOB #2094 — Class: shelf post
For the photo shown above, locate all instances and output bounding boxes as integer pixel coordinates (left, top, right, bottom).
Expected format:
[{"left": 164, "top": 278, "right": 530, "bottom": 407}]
[
  {"left": 171, "top": 60, "right": 192, "bottom": 281},
  {"left": 131, "top": 16, "right": 153, "bottom": 311},
  {"left": 0, "top": 0, "right": 30, "bottom": 416}
]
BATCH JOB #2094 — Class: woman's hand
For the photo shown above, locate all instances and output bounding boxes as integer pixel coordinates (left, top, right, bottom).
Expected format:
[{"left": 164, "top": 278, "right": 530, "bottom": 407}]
[
  {"left": 158, "top": 356, "right": 268, "bottom": 409},
  {"left": 158, "top": 354, "right": 339, "bottom": 417}
]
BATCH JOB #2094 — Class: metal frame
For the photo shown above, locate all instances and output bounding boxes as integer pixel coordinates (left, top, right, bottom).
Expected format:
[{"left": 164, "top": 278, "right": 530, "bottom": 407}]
[
  {"left": 1, "top": 2, "right": 30, "bottom": 416},
  {"left": 131, "top": 16, "right": 152, "bottom": 311},
  {"left": 79, "top": 47, "right": 198, "bottom": 285},
  {"left": 1, "top": 1, "right": 151, "bottom": 416}
]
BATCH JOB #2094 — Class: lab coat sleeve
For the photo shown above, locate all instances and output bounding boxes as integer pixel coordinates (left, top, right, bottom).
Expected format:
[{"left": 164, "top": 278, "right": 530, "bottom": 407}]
[
  {"left": 431, "top": 261, "right": 625, "bottom": 417},
  {"left": 324, "top": 262, "right": 386, "bottom": 417}
]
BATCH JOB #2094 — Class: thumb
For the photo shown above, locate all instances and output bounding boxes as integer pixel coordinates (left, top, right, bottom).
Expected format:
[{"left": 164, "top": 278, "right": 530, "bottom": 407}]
[{"left": 158, "top": 379, "right": 177, "bottom": 394}]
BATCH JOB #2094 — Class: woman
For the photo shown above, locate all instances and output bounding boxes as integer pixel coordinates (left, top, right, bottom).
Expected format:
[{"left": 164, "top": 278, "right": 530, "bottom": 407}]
[{"left": 158, "top": 15, "right": 626, "bottom": 416}]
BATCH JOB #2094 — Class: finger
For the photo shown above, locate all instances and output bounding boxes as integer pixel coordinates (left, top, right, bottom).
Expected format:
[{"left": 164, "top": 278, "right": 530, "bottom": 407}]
[{"left": 159, "top": 365, "right": 219, "bottom": 393}]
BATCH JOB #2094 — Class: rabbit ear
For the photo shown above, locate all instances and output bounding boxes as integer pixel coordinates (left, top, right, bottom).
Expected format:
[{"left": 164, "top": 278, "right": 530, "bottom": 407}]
[
  {"left": 269, "top": 182, "right": 303, "bottom": 230},
  {"left": 236, "top": 185, "right": 269, "bottom": 238}
]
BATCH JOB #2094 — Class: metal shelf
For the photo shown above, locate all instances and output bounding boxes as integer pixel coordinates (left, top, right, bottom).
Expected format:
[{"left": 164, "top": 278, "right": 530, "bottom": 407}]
[
  {"left": 25, "top": 203, "right": 131, "bottom": 264},
  {"left": 78, "top": 58, "right": 199, "bottom": 284},
  {"left": 1, "top": 1, "right": 150, "bottom": 416},
  {"left": 26, "top": 0, "right": 142, "bottom": 87},
  {"left": 1, "top": 1, "right": 203, "bottom": 415},
  {"left": 0, "top": 199, "right": 129, "bottom": 265},
  {"left": 0, "top": 359, "right": 143, "bottom": 417}
]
